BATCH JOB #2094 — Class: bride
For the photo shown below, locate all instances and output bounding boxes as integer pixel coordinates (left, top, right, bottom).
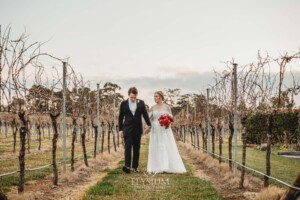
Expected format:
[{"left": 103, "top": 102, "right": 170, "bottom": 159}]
[{"left": 146, "top": 91, "right": 186, "bottom": 174}]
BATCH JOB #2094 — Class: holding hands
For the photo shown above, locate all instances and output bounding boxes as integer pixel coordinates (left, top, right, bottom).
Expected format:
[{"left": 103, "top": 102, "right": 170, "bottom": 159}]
[{"left": 143, "top": 125, "right": 151, "bottom": 135}]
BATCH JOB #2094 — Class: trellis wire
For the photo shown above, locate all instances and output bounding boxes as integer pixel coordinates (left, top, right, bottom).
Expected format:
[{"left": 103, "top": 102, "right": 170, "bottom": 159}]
[
  {"left": 176, "top": 134, "right": 300, "bottom": 191},
  {"left": 0, "top": 149, "right": 95, "bottom": 178}
]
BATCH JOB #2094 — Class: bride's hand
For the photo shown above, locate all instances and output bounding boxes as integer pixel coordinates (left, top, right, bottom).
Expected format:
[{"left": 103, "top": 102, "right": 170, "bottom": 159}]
[{"left": 143, "top": 126, "right": 150, "bottom": 134}]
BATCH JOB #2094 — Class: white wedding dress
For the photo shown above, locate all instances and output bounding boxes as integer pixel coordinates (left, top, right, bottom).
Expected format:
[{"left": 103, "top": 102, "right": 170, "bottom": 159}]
[{"left": 147, "top": 105, "right": 186, "bottom": 173}]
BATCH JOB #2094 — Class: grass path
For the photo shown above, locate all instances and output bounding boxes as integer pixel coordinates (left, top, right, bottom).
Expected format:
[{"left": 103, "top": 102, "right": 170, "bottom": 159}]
[{"left": 83, "top": 137, "right": 221, "bottom": 200}]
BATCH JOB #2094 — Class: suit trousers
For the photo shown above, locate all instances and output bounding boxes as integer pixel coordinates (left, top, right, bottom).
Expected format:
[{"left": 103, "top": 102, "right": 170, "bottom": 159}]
[{"left": 123, "top": 132, "right": 142, "bottom": 169}]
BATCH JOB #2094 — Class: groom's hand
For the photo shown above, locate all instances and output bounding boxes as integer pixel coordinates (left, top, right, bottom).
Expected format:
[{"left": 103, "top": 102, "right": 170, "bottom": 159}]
[
  {"left": 119, "top": 131, "right": 123, "bottom": 138},
  {"left": 144, "top": 125, "right": 150, "bottom": 134}
]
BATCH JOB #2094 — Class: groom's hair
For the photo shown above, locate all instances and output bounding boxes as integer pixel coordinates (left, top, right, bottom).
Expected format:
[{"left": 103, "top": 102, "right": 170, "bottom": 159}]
[{"left": 128, "top": 87, "right": 138, "bottom": 95}]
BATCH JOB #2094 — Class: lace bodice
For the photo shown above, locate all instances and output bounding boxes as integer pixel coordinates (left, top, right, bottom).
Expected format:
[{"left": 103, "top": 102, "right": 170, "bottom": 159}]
[{"left": 149, "top": 104, "right": 173, "bottom": 122}]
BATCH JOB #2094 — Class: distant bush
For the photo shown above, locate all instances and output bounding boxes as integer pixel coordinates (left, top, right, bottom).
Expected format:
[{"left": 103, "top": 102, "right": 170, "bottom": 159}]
[{"left": 245, "top": 112, "right": 299, "bottom": 145}]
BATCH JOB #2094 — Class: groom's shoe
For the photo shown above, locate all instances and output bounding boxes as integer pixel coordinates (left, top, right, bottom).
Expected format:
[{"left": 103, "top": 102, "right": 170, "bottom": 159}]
[
  {"left": 122, "top": 166, "right": 131, "bottom": 174},
  {"left": 133, "top": 168, "right": 139, "bottom": 173}
]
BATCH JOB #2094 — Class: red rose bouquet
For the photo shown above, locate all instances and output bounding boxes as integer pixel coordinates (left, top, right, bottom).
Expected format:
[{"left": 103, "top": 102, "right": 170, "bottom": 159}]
[{"left": 158, "top": 114, "right": 174, "bottom": 129}]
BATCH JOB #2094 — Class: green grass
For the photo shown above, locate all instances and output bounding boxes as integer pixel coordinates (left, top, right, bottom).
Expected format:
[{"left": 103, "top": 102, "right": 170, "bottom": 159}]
[
  {"left": 0, "top": 129, "right": 120, "bottom": 193},
  {"left": 188, "top": 137, "right": 300, "bottom": 186},
  {"left": 0, "top": 168, "right": 52, "bottom": 193},
  {"left": 83, "top": 138, "right": 221, "bottom": 200}
]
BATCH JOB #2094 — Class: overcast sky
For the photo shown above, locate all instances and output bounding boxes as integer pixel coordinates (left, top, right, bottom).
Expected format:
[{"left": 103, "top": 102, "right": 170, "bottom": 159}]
[{"left": 1, "top": 0, "right": 300, "bottom": 105}]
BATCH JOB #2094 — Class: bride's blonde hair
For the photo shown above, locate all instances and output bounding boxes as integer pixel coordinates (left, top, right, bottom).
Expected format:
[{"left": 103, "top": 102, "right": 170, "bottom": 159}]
[{"left": 155, "top": 91, "right": 165, "bottom": 101}]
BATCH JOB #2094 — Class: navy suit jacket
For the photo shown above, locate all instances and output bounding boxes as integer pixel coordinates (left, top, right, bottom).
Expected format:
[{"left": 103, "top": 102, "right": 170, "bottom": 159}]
[{"left": 118, "top": 99, "right": 151, "bottom": 135}]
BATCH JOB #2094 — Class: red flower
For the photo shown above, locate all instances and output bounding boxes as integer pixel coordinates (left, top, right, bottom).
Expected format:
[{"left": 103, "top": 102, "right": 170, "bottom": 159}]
[{"left": 158, "top": 114, "right": 174, "bottom": 129}]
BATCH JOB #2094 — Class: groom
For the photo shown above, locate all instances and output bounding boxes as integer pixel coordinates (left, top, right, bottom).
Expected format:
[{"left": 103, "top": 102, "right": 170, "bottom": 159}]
[{"left": 118, "top": 87, "right": 151, "bottom": 173}]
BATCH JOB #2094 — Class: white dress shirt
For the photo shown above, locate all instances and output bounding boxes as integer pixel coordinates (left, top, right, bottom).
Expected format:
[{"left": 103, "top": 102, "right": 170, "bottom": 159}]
[{"left": 128, "top": 99, "right": 137, "bottom": 115}]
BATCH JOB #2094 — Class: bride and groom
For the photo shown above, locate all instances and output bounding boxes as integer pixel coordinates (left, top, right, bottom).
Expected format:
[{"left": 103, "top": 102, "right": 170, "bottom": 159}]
[{"left": 118, "top": 87, "right": 186, "bottom": 174}]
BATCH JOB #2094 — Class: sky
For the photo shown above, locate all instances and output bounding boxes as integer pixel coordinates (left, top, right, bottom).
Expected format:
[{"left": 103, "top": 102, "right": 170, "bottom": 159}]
[{"left": 1, "top": 0, "right": 300, "bottom": 105}]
